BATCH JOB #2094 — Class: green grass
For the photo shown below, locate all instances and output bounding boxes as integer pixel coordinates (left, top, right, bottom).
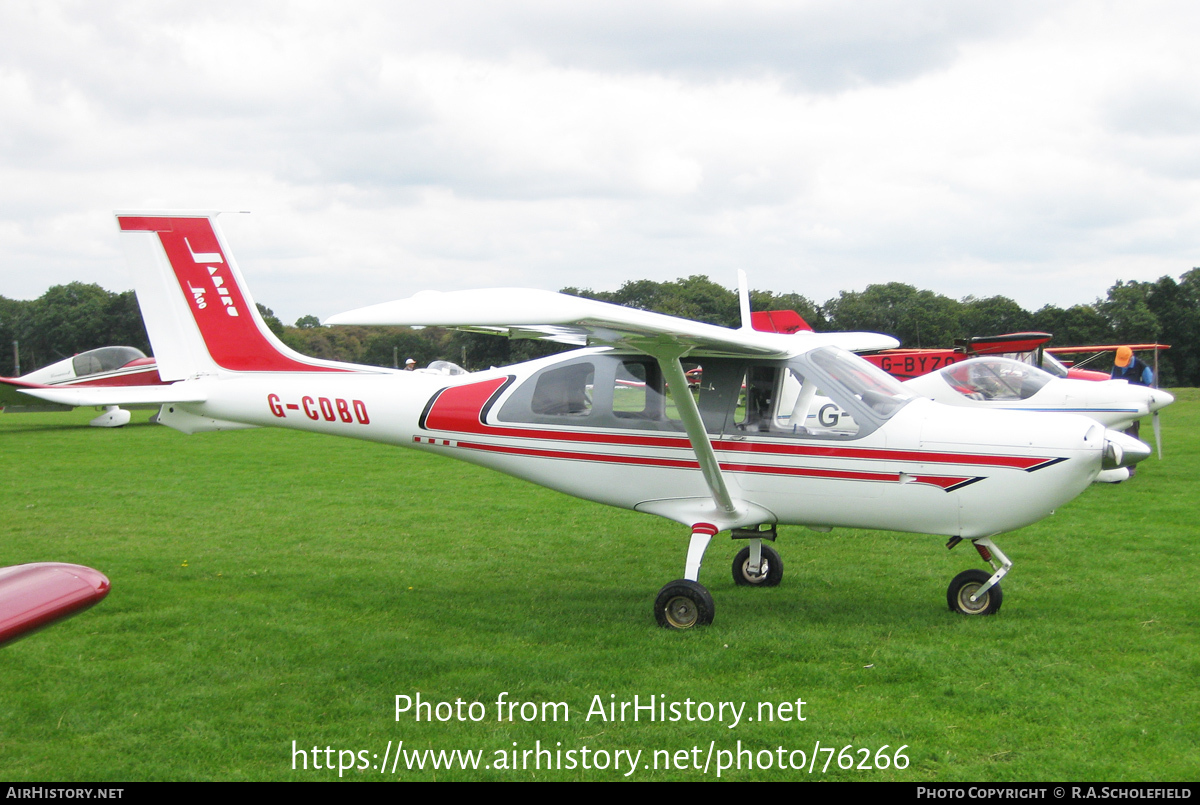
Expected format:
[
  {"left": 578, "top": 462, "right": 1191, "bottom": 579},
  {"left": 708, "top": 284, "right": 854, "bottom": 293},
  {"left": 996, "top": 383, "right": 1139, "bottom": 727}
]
[{"left": 0, "top": 396, "right": 1197, "bottom": 781}]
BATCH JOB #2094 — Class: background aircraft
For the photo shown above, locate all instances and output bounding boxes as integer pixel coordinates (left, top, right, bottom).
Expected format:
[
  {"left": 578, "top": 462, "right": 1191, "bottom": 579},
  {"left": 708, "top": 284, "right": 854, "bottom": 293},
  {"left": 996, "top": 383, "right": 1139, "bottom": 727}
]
[
  {"left": 0, "top": 346, "right": 164, "bottom": 427},
  {"left": 1045, "top": 342, "right": 1170, "bottom": 382},
  {"left": 111, "top": 212, "right": 1148, "bottom": 628},
  {"left": 865, "top": 332, "right": 1114, "bottom": 382},
  {"left": 903, "top": 356, "right": 1173, "bottom": 477}
]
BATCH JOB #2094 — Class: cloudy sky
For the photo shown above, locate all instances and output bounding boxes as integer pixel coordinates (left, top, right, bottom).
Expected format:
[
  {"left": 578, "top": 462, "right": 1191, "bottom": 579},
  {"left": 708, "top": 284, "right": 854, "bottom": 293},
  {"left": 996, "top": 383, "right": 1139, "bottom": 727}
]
[{"left": 2, "top": 1, "right": 1199, "bottom": 325}]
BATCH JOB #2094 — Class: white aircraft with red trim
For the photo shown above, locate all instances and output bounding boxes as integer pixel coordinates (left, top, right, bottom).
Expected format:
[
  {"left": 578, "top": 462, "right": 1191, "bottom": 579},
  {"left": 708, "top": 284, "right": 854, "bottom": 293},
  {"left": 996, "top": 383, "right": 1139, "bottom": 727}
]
[
  {"left": 903, "top": 357, "right": 1173, "bottom": 476},
  {"left": 1, "top": 346, "right": 166, "bottom": 427},
  {"left": 64, "top": 211, "right": 1149, "bottom": 629}
]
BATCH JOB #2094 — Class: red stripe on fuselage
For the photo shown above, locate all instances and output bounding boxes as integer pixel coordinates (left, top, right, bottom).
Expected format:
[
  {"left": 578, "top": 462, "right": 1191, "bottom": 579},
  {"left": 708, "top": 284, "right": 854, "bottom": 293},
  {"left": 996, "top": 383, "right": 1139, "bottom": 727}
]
[
  {"left": 67, "top": 367, "right": 166, "bottom": 387},
  {"left": 117, "top": 216, "right": 345, "bottom": 373},
  {"left": 423, "top": 377, "right": 1061, "bottom": 472},
  {"left": 453, "top": 440, "right": 979, "bottom": 490}
]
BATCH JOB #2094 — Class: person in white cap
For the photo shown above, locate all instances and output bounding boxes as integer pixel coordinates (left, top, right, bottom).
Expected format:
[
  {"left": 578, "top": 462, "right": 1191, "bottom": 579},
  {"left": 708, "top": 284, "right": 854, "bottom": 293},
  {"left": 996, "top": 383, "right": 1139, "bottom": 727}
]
[{"left": 404, "top": 358, "right": 416, "bottom": 371}]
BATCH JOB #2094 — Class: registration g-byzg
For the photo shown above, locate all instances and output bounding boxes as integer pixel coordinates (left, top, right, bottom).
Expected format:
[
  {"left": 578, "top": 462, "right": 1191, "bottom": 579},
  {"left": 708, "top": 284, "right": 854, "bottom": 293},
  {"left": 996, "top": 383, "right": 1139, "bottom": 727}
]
[{"left": 29, "top": 212, "right": 1149, "bottom": 628}]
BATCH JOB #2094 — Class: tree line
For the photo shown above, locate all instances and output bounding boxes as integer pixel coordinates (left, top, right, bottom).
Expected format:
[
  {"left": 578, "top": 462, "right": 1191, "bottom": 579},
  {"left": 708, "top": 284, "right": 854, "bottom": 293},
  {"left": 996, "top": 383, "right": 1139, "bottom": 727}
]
[{"left": 3, "top": 270, "right": 1198, "bottom": 385}]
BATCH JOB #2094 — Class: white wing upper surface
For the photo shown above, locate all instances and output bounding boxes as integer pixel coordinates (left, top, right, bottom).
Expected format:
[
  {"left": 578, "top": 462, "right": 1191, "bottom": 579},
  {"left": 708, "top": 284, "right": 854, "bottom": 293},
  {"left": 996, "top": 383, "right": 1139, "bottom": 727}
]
[{"left": 325, "top": 288, "right": 898, "bottom": 357}]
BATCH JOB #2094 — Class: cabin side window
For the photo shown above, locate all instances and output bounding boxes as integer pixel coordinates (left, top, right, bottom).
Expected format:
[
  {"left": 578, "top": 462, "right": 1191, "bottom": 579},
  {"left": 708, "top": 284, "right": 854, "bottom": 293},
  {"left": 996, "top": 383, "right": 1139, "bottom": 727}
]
[
  {"left": 722, "top": 349, "right": 913, "bottom": 441},
  {"left": 530, "top": 363, "right": 594, "bottom": 416},
  {"left": 497, "top": 354, "right": 739, "bottom": 433},
  {"left": 725, "top": 365, "right": 861, "bottom": 439}
]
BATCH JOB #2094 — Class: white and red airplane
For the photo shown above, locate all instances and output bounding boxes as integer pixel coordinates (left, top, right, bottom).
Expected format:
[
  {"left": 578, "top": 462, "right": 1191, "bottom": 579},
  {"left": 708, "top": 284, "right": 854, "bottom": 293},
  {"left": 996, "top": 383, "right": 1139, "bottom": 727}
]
[
  {"left": 0, "top": 346, "right": 167, "bottom": 427},
  {"left": 31, "top": 212, "right": 1148, "bottom": 629},
  {"left": 903, "top": 357, "right": 1173, "bottom": 475}
]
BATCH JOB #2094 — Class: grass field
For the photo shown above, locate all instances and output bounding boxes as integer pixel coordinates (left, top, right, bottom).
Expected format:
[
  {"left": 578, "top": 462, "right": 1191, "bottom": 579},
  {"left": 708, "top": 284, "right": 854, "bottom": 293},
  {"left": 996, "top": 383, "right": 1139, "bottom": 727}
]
[{"left": 1, "top": 394, "right": 1197, "bottom": 781}]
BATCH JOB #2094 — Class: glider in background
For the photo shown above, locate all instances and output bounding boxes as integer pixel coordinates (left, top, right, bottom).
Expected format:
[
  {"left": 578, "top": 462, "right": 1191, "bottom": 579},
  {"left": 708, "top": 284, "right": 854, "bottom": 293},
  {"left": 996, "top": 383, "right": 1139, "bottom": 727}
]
[
  {"left": 0, "top": 346, "right": 169, "bottom": 427},
  {"left": 113, "top": 212, "right": 1149, "bottom": 628}
]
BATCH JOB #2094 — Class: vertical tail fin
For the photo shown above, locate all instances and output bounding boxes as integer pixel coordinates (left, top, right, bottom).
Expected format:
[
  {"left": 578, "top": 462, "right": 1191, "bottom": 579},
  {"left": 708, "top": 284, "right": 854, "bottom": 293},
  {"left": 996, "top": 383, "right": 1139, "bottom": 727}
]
[
  {"left": 749, "top": 310, "right": 813, "bottom": 334},
  {"left": 116, "top": 213, "right": 346, "bottom": 379},
  {"left": 736, "top": 270, "right": 813, "bottom": 335},
  {"left": 737, "top": 270, "right": 752, "bottom": 331}
]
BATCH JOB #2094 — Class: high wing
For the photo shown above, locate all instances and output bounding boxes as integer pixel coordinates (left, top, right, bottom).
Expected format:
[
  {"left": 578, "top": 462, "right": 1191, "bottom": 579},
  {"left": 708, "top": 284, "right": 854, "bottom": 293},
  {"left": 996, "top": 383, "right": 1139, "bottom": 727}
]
[
  {"left": 10, "top": 382, "right": 207, "bottom": 409},
  {"left": 1045, "top": 343, "right": 1170, "bottom": 355},
  {"left": 329, "top": 287, "right": 898, "bottom": 525},
  {"left": 1044, "top": 343, "right": 1170, "bottom": 378},
  {"left": 325, "top": 287, "right": 898, "bottom": 356}
]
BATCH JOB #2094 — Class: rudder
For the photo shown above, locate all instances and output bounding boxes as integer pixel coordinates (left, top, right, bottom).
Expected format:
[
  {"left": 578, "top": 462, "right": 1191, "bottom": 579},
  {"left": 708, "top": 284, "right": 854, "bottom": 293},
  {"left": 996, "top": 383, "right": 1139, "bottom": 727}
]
[{"left": 117, "top": 213, "right": 346, "bottom": 379}]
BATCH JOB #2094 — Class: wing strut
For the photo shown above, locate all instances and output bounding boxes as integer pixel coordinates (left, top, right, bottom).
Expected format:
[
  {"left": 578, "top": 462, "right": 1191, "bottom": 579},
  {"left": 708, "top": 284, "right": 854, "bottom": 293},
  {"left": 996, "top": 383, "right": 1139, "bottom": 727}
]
[{"left": 649, "top": 345, "right": 741, "bottom": 517}]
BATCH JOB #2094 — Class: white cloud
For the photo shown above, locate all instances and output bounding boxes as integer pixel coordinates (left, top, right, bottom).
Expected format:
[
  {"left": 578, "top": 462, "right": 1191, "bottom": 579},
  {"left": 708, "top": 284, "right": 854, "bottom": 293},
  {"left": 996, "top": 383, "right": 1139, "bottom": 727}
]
[{"left": 2, "top": 1, "right": 1200, "bottom": 325}]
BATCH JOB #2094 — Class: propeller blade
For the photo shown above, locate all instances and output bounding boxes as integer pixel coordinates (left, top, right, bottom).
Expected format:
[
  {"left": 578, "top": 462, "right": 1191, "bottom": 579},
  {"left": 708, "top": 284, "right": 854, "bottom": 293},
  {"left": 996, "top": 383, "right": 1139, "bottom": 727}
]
[{"left": 1153, "top": 411, "right": 1163, "bottom": 459}]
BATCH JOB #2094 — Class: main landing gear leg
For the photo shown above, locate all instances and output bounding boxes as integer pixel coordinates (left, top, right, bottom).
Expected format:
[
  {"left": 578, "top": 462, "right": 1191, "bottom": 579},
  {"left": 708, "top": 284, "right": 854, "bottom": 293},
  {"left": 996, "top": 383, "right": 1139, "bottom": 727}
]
[
  {"left": 654, "top": 524, "right": 718, "bottom": 629},
  {"left": 946, "top": 536, "right": 1011, "bottom": 616}
]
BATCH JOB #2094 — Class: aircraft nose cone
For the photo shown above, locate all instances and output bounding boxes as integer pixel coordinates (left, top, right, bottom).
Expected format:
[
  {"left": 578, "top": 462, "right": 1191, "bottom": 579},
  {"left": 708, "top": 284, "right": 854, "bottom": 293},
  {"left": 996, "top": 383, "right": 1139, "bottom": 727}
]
[
  {"left": 1149, "top": 389, "right": 1175, "bottom": 412},
  {"left": 1103, "top": 429, "right": 1152, "bottom": 469}
]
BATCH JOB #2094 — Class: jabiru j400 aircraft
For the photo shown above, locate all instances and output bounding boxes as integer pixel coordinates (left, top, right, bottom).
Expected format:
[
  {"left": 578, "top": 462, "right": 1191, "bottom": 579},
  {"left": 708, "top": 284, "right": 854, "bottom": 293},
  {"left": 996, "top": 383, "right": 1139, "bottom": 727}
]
[{"left": 35, "top": 211, "right": 1150, "bottom": 629}]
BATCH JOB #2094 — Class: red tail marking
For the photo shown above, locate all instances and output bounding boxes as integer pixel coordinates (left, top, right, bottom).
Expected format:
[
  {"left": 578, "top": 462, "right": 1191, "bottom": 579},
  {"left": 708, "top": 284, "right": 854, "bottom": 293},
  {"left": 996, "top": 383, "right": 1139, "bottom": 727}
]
[{"left": 118, "top": 216, "right": 344, "bottom": 373}]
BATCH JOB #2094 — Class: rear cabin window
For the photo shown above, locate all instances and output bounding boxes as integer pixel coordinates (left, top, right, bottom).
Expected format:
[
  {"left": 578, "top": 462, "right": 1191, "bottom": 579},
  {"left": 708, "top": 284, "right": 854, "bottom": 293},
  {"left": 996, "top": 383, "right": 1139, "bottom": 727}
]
[
  {"left": 499, "top": 355, "right": 718, "bottom": 432},
  {"left": 530, "top": 363, "right": 594, "bottom": 416}
]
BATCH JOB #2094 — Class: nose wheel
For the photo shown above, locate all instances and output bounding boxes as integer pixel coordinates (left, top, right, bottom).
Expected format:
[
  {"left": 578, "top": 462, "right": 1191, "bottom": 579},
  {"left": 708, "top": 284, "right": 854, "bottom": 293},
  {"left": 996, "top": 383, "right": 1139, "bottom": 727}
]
[
  {"left": 947, "top": 569, "right": 1003, "bottom": 615},
  {"left": 946, "top": 536, "right": 1010, "bottom": 616}
]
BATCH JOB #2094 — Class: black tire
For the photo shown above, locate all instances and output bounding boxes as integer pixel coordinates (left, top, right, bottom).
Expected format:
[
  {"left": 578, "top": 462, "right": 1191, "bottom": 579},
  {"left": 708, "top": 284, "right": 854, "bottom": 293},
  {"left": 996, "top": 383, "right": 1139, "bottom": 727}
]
[
  {"left": 732, "top": 545, "right": 784, "bottom": 586},
  {"left": 947, "top": 569, "right": 1003, "bottom": 615},
  {"left": 654, "top": 580, "right": 715, "bottom": 629}
]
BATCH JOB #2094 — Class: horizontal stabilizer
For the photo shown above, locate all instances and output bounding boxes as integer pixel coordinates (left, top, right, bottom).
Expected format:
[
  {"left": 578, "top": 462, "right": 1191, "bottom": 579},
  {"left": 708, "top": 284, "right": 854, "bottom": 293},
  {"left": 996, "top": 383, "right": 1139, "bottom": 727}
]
[{"left": 16, "top": 383, "right": 207, "bottom": 408}]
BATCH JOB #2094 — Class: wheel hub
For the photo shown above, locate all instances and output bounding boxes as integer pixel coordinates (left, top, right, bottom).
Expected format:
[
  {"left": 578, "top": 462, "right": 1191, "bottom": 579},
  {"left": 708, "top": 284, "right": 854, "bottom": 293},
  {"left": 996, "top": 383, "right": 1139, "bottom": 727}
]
[
  {"left": 956, "top": 583, "right": 990, "bottom": 614},
  {"left": 742, "top": 559, "right": 769, "bottom": 582},
  {"left": 665, "top": 596, "right": 698, "bottom": 628}
]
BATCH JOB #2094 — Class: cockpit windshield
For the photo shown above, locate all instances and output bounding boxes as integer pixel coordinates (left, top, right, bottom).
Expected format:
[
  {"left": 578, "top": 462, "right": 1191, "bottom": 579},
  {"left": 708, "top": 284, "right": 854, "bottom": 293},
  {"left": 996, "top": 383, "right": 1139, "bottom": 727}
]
[
  {"left": 1039, "top": 352, "right": 1070, "bottom": 378},
  {"left": 771, "top": 346, "right": 915, "bottom": 440},
  {"left": 941, "top": 358, "right": 1054, "bottom": 401},
  {"left": 806, "top": 347, "right": 914, "bottom": 417},
  {"left": 71, "top": 346, "right": 146, "bottom": 377},
  {"left": 996, "top": 349, "right": 1070, "bottom": 378}
]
